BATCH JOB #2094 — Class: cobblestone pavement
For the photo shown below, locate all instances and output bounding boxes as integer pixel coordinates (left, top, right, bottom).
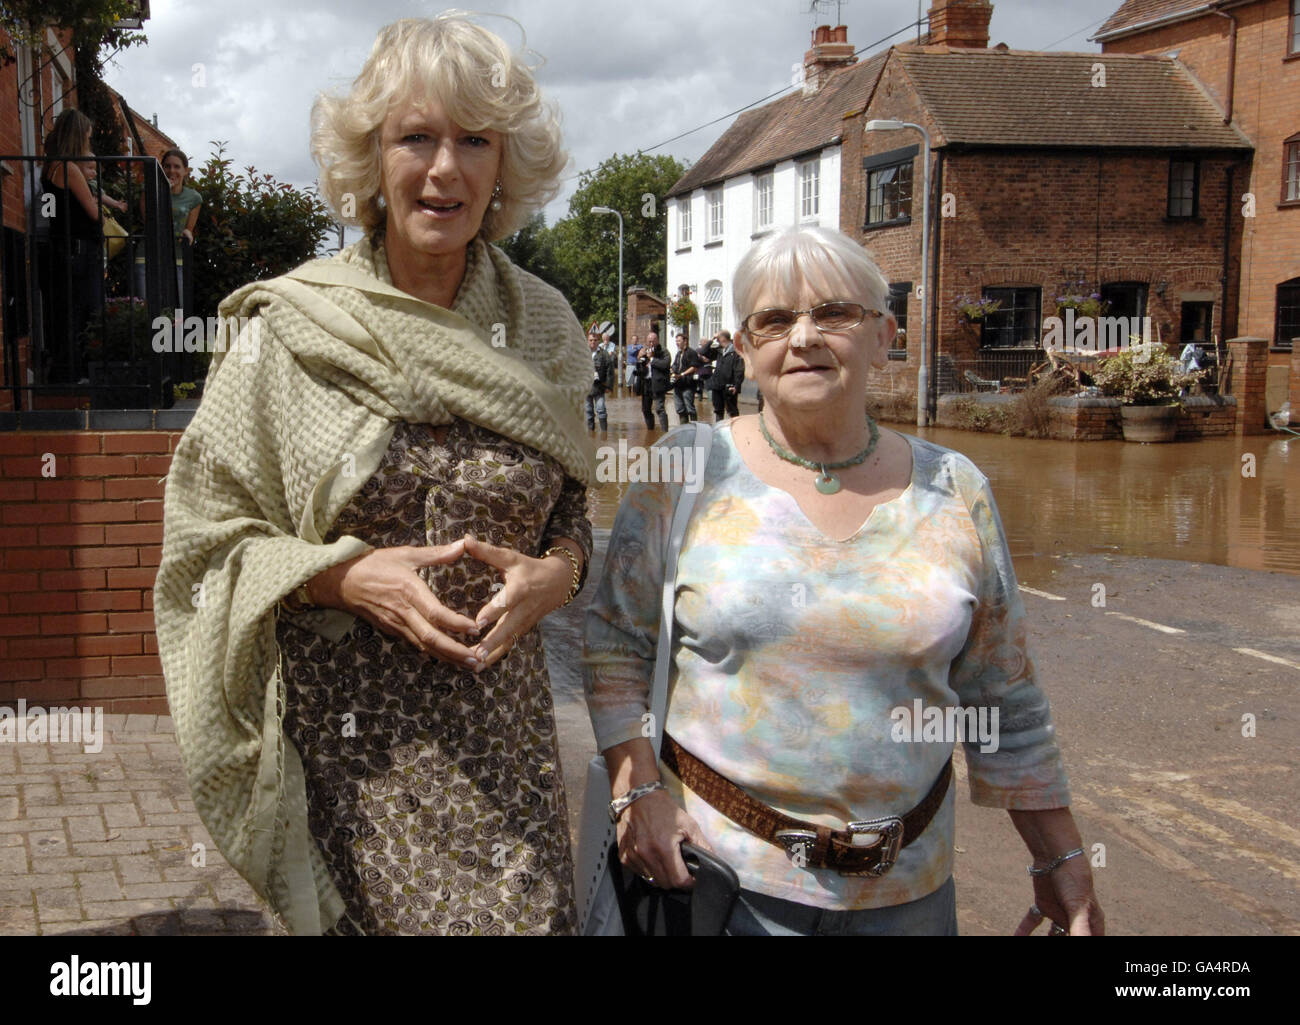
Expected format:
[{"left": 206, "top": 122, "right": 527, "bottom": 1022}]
[{"left": 0, "top": 714, "right": 287, "bottom": 936}]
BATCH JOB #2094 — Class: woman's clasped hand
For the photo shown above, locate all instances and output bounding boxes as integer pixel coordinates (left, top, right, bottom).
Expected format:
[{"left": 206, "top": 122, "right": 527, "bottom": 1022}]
[{"left": 308, "top": 535, "right": 577, "bottom": 672}]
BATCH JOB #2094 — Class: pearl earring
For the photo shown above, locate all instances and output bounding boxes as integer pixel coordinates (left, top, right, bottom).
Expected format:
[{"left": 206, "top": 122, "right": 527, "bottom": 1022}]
[{"left": 490, "top": 181, "right": 503, "bottom": 212}]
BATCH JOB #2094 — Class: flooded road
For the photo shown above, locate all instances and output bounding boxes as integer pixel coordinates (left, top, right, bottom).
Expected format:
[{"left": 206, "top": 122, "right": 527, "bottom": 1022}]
[{"left": 588, "top": 395, "right": 1300, "bottom": 586}]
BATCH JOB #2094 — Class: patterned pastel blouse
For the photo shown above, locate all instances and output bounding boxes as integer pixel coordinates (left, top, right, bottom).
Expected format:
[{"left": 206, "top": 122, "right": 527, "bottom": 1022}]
[{"left": 583, "top": 421, "right": 1071, "bottom": 911}]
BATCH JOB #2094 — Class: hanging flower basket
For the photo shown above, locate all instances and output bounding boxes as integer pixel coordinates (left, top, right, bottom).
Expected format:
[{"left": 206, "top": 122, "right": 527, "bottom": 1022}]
[{"left": 667, "top": 295, "right": 698, "bottom": 328}]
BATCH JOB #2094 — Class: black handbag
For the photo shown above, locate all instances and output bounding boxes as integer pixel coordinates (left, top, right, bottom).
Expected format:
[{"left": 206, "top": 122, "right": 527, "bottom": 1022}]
[{"left": 606, "top": 842, "right": 741, "bottom": 936}]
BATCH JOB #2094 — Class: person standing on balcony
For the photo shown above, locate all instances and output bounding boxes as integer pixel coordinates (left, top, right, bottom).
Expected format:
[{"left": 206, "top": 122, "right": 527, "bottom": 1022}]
[
  {"left": 39, "top": 109, "right": 125, "bottom": 382},
  {"left": 134, "top": 149, "right": 202, "bottom": 311}
]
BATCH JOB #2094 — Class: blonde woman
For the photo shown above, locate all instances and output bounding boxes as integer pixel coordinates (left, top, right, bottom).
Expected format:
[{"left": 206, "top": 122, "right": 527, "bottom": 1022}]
[{"left": 157, "top": 14, "right": 594, "bottom": 936}]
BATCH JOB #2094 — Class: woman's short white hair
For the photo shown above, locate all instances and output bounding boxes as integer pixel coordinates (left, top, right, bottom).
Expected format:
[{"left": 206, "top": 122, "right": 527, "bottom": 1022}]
[
  {"left": 733, "top": 225, "right": 891, "bottom": 329},
  {"left": 311, "top": 12, "right": 567, "bottom": 241}
]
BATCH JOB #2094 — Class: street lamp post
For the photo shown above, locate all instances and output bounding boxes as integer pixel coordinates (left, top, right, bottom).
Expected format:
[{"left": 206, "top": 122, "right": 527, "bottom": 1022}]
[
  {"left": 864, "top": 120, "right": 932, "bottom": 427},
  {"left": 590, "top": 205, "right": 624, "bottom": 393}
]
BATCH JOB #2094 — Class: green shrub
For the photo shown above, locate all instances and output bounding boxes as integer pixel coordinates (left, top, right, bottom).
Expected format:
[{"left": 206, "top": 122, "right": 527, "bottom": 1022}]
[{"left": 187, "top": 143, "right": 336, "bottom": 322}]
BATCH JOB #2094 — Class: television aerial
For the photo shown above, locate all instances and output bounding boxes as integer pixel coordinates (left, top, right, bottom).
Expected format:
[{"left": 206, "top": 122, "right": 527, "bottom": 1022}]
[{"left": 808, "top": 0, "right": 848, "bottom": 25}]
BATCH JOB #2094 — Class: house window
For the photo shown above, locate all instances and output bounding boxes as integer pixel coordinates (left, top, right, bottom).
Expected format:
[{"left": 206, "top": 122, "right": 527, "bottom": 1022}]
[
  {"left": 980, "top": 287, "right": 1042, "bottom": 348},
  {"left": 678, "top": 198, "right": 692, "bottom": 246},
  {"left": 703, "top": 281, "right": 723, "bottom": 338},
  {"left": 1284, "top": 134, "right": 1300, "bottom": 203},
  {"left": 1099, "top": 282, "right": 1148, "bottom": 321},
  {"left": 1180, "top": 301, "right": 1214, "bottom": 345},
  {"left": 865, "top": 145, "right": 919, "bottom": 227},
  {"left": 707, "top": 188, "right": 724, "bottom": 241},
  {"left": 886, "top": 282, "right": 910, "bottom": 354},
  {"left": 799, "top": 160, "right": 820, "bottom": 219},
  {"left": 1278, "top": 278, "right": 1300, "bottom": 351},
  {"left": 1168, "top": 159, "right": 1199, "bottom": 218},
  {"left": 1291, "top": 0, "right": 1300, "bottom": 56},
  {"left": 754, "top": 172, "right": 774, "bottom": 231}
]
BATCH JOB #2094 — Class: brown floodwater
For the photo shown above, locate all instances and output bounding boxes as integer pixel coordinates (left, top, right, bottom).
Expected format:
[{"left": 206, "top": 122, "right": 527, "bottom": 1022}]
[{"left": 588, "top": 395, "right": 1300, "bottom": 587}]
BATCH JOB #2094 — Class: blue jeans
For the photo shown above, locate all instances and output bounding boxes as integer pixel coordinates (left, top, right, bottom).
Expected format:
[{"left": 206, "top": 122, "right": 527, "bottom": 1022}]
[
  {"left": 672, "top": 386, "right": 697, "bottom": 424},
  {"left": 585, "top": 391, "right": 607, "bottom": 428},
  {"left": 724, "top": 876, "right": 958, "bottom": 936}
]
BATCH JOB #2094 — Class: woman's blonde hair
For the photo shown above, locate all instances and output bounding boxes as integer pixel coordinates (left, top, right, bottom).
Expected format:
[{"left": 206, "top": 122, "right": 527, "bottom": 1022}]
[{"left": 311, "top": 12, "right": 567, "bottom": 241}]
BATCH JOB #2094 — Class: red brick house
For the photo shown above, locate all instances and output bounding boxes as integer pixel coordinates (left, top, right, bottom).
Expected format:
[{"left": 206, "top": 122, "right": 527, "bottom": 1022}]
[
  {"left": 841, "top": 1, "right": 1253, "bottom": 414},
  {"left": 1095, "top": 0, "right": 1300, "bottom": 368}
]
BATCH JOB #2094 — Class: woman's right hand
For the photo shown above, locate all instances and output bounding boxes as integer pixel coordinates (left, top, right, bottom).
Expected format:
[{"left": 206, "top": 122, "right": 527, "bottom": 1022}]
[
  {"left": 306, "top": 540, "right": 482, "bottom": 669},
  {"left": 617, "top": 789, "right": 713, "bottom": 891}
]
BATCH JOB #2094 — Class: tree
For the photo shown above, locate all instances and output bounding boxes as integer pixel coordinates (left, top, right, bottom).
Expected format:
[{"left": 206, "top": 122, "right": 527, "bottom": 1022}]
[
  {"left": 1, "top": 1, "right": 144, "bottom": 65},
  {"left": 493, "top": 212, "right": 571, "bottom": 297},
  {"left": 187, "top": 143, "right": 336, "bottom": 323},
  {"left": 561, "top": 152, "right": 686, "bottom": 327},
  {"left": 495, "top": 152, "right": 687, "bottom": 328}
]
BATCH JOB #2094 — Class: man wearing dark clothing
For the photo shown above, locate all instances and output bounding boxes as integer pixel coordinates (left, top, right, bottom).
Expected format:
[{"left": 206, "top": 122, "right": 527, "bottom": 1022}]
[
  {"left": 697, "top": 334, "right": 720, "bottom": 409},
  {"left": 670, "top": 332, "right": 704, "bottom": 424},
  {"left": 710, "top": 330, "right": 745, "bottom": 420},
  {"left": 586, "top": 331, "right": 614, "bottom": 431},
  {"left": 636, "top": 332, "right": 671, "bottom": 430}
]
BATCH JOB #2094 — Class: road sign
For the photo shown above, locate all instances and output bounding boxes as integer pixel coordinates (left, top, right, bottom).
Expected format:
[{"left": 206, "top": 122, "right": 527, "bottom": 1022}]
[{"left": 596, "top": 321, "right": 614, "bottom": 337}]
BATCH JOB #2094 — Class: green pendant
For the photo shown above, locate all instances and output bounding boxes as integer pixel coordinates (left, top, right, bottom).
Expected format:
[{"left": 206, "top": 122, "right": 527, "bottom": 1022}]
[{"left": 815, "top": 472, "right": 841, "bottom": 495}]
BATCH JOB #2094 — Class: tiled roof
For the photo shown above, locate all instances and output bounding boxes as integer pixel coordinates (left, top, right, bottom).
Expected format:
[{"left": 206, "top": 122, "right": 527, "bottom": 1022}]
[
  {"left": 666, "top": 51, "right": 888, "bottom": 198},
  {"left": 1093, "top": 1, "right": 1220, "bottom": 41},
  {"left": 896, "top": 48, "right": 1252, "bottom": 150}
]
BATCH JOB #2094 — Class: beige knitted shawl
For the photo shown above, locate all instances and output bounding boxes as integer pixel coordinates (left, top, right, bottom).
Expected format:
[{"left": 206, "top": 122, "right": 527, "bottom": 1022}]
[{"left": 155, "top": 237, "right": 594, "bottom": 934}]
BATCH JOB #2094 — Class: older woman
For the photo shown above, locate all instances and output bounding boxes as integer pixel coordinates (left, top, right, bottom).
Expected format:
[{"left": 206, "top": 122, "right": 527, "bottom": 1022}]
[
  {"left": 156, "top": 15, "right": 594, "bottom": 936},
  {"left": 583, "top": 225, "right": 1103, "bottom": 936}
]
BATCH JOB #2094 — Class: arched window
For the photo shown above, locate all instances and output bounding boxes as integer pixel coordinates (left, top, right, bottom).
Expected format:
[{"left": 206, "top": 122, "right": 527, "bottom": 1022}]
[{"left": 702, "top": 281, "right": 723, "bottom": 339}]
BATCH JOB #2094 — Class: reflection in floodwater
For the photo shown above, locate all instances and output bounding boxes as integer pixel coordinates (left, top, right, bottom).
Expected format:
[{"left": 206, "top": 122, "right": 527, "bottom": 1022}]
[{"left": 588, "top": 396, "right": 1300, "bottom": 586}]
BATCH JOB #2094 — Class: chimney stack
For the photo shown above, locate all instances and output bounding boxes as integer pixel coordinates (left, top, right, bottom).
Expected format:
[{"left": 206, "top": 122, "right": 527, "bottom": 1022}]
[
  {"left": 803, "top": 25, "right": 856, "bottom": 94},
  {"left": 926, "top": 1, "right": 993, "bottom": 49}
]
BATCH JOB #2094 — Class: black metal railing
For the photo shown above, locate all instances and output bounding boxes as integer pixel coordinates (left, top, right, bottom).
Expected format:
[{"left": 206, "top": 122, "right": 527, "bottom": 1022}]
[{"left": 1, "top": 155, "right": 191, "bottom": 411}]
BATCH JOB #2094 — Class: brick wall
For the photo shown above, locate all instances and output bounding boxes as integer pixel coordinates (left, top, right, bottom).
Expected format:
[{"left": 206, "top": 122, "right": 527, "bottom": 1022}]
[
  {"left": 932, "top": 393, "right": 1238, "bottom": 440},
  {"left": 1, "top": 27, "right": 81, "bottom": 413},
  {"left": 841, "top": 52, "right": 1247, "bottom": 407},
  {"left": 1227, "top": 336, "right": 1272, "bottom": 433},
  {"left": 0, "top": 431, "right": 178, "bottom": 714},
  {"left": 1103, "top": 0, "right": 1300, "bottom": 358},
  {"left": 1291, "top": 345, "right": 1300, "bottom": 415}
]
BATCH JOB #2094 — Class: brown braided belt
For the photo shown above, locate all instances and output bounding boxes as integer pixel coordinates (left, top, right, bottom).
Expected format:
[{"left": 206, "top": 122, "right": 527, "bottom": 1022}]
[{"left": 661, "top": 733, "right": 952, "bottom": 877}]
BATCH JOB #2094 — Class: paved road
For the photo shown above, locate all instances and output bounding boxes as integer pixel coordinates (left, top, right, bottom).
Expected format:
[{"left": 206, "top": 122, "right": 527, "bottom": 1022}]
[
  {"left": 546, "top": 544, "right": 1300, "bottom": 937},
  {"left": 2, "top": 543, "right": 1294, "bottom": 935}
]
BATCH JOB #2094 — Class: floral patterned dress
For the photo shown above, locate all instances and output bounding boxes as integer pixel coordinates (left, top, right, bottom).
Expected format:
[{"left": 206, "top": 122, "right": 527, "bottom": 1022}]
[{"left": 277, "top": 417, "right": 591, "bottom": 935}]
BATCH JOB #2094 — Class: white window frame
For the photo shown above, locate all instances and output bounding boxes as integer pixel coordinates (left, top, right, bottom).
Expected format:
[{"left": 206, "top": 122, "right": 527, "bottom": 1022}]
[
  {"left": 707, "top": 188, "right": 724, "bottom": 241},
  {"left": 703, "top": 281, "right": 723, "bottom": 338},
  {"left": 678, "top": 197, "right": 692, "bottom": 246},
  {"left": 799, "top": 159, "right": 820, "bottom": 220},
  {"left": 754, "top": 171, "right": 774, "bottom": 231}
]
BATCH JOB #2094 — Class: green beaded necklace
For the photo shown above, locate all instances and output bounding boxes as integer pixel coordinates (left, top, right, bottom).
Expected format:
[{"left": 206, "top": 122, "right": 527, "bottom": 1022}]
[{"left": 758, "top": 411, "right": 880, "bottom": 495}]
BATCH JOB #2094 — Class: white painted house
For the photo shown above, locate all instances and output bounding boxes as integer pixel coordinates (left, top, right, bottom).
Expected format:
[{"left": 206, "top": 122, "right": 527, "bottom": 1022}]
[{"left": 665, "top": 27, "right": 887, "bottom": 343}]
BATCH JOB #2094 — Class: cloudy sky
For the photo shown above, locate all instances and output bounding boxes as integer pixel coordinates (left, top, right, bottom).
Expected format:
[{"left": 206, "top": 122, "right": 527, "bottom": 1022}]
[{"left": 102, "top": 0, "right": 1118, "bottom": 225}]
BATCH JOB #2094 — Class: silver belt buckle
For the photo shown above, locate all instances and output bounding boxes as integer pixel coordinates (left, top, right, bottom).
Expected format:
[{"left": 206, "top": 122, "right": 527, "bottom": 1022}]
[
  {"left": 842, "top": 816, "right": 904, "bottom": 877},
  {"left": 773, "top": 829, "right": 818, "bottom": 865}
]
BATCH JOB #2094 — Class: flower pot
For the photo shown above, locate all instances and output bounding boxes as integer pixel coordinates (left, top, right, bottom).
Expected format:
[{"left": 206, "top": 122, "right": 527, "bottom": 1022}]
[{"left": 1120, "top": 403, "right": 1179, "bottom": 443}]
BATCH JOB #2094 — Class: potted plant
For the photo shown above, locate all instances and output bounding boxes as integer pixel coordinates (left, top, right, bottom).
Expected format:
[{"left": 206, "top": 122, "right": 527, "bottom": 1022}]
[
  {"left": 955, "top": 295, "right": 1002, "bottom": 323},
  {"left": 667, "top": 294, "right": 698, "bottom": 331},
  {"left": 1092, "top": 341, "right": 1206, "bottom": 442},
  {"left": 1054, "top": 280, "right": 1107, "bottom": 320}
]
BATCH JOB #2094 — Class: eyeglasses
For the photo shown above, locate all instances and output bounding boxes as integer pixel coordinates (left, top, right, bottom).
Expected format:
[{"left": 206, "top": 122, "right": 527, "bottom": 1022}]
[{"left": 741, "top": 302, "right": 881, "bottom": 342}]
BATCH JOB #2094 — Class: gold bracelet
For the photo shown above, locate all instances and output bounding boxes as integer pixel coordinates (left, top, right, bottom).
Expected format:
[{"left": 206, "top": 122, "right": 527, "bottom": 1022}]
[
  {"left": 279, "top": 580, "right": 315, "bottom": 614},
  {"left": 543, "top": 546, "right": 582, "bottom": 607}
]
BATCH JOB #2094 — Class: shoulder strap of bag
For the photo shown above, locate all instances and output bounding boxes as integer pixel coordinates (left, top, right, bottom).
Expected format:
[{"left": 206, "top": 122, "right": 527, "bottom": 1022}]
[{"left": 648, "top": 421, "right": 713, "bottom": 757}]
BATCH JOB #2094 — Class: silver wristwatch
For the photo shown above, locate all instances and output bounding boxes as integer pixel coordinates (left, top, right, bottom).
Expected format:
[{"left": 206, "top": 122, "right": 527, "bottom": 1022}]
[{"left": 608, "top": 780, "right": 666, "bottom": 823}]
